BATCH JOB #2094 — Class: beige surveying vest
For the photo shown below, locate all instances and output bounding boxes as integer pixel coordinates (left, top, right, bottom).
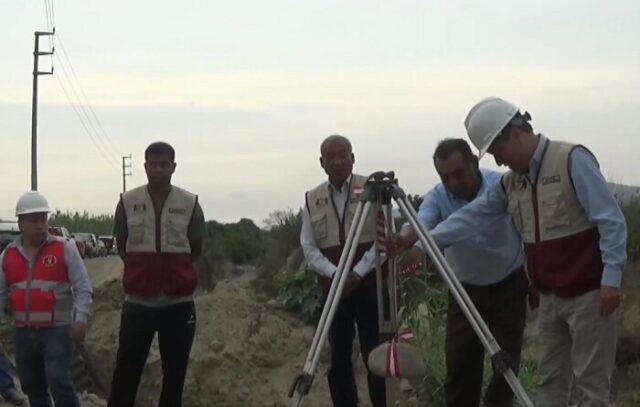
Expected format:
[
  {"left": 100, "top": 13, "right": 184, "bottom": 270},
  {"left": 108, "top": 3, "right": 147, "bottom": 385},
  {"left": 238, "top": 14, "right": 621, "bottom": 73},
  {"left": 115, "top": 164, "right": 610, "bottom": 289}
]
[
  {"left": 502, "top": 139, "right": 603, "bottom": 297},
  {"left": 305, "top": 174, "right": 378, "bottom": 295},
  {"left": 305, "top": 174, "right": 376, "bottom": 249},
  {"left": 121, "top": 185, "right": 199, "bottom": 297},
  {"left": 504, "top": 141, "right": 594, "bottom": 242},
  {"left": 122, "top": 185, "right": 196, "bottom": 254}
]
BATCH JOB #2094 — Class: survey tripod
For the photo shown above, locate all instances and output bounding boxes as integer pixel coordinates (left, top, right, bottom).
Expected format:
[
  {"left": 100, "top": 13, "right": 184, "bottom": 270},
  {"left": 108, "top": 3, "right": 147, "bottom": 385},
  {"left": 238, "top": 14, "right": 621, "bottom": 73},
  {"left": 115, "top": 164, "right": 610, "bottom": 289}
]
[{"left": 289, "top": 171, "right": 533, "bottom": 407}]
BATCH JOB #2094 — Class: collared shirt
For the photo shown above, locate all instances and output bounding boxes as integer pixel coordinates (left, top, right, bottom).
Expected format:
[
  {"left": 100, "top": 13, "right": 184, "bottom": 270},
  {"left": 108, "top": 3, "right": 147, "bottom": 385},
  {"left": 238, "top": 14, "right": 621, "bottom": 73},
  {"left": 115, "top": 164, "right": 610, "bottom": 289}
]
[
  {"left": 300, "top": 174, "right": 377, "bottom": 278},
  {"left": 0, "top": 235, "right": 93, "bottom": 323},
  {"left": 414, "top": 168, "right": 524, "bottom": 285},
  {"left": 431, "top": 135, "right": 627, "bottom": 288}
]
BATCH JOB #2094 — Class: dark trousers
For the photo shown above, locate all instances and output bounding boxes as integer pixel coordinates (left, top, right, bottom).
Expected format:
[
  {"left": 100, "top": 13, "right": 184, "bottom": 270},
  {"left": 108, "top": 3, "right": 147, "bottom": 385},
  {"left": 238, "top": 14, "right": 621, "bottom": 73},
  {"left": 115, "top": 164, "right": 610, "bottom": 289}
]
[
  {"left": 0, "top": 350, "right": 18, "bottom": 397},
  {"left": 444, "top": 269, "right": 528, "bottom": 407},
  {"left": 13, "top": 326, "right": 79, "bottom": 407},
  {"left": 327, "top": 281, "right": 386, "bottom": 407},
  {"left": 108, "top": 301, "right": 196, "bottom": 407}
]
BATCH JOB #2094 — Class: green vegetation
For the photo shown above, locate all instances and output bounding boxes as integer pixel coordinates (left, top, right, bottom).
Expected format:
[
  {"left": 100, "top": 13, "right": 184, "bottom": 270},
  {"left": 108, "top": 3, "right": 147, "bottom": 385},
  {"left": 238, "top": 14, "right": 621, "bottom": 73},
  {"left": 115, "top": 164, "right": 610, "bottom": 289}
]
[
  {"left": 279, "top": 267, "right": 322, "bottom": 323},
  {"left": 258, "top": 209, "right": 303, "bottom": 292},
  {"left": 398, "top": 271, "right": 448, "bottom": 402},
  {"left": 200, "top": 218, "right": 265, "bottom": 265},
  {"left": 49, "top": 210, "right": 114, "bottom": 235},
  {"left": 621, "top": 199, "right": 640, "bottom": 261},
  {"left": 196, "top": 208, "right": 302, "bottom": 292},
  {"left": 197, "top": 218, "right": 265, "bottom": 290}
]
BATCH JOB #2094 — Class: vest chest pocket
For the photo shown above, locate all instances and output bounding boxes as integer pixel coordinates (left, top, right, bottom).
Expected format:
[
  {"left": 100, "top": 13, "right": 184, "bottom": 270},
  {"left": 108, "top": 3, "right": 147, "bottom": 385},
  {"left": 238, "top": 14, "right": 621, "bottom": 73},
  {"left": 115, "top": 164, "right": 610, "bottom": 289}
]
[
  {"left": 166, "top": 219, "right": 188, "bottom": 248},
  {"left": 508, "top": 196, "right": 537, "bottom": 239},
  {"left": 540, "top": 192, "right": 571, "bottom": 231},
  {"left": 127, "top": 218, "right": 145, "bottom": 245},
  {"left": 311, "top": 212, "right": 328, "bottom": 242},
  {"left": 350, "top": 206, "right": 376, "bottom": 241}
]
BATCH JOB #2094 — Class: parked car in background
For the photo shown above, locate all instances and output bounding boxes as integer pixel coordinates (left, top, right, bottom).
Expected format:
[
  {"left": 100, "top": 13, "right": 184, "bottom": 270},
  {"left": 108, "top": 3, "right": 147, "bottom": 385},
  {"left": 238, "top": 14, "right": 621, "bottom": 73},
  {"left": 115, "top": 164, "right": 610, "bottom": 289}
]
[
  {"left": 98, "top": 235, "right": 116, "bottom": 255},
  {"left": 49, "top": 226, "right": 86, "bottom": 258},
  {"left": 96, "top": 239, "right": 108, "bottom": 257},
  {"left": 0, "top": 221, "right": 20, "bottom": 254},
  {"left": 72, "top": 233, "right": 99, "bottom": 258}
]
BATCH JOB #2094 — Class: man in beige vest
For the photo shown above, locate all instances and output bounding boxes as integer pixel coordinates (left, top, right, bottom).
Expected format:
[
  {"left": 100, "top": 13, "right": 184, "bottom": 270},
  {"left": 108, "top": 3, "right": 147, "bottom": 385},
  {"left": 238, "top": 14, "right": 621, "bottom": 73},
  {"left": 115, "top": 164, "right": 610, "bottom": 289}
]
[
  {"left": 300, "top": 135, "right": 386, "bottom": 407},
  {"left": 108, "top": 142, "right": 205, "bottom": 407},
  {"left": 425, "top": 98, "right": 627, "bottom": 406}
]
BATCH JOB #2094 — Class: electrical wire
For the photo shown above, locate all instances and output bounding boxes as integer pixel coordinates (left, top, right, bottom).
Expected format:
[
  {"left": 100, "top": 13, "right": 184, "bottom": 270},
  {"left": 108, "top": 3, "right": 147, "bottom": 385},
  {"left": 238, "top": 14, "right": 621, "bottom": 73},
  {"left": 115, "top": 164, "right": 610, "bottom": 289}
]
[{"left": 54, "top": 69, "right": 119, "bottom": 171}]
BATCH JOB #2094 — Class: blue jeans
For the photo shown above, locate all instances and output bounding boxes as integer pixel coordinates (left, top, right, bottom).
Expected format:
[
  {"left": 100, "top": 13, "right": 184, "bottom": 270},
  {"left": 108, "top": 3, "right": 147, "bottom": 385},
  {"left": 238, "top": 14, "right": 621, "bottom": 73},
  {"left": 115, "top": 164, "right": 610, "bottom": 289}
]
[
  {"left": 13, "top": 326, "right": 80, "bottom": 407},
  {"left": 0, "top": 351, "right": 18, "bottom": 395}
]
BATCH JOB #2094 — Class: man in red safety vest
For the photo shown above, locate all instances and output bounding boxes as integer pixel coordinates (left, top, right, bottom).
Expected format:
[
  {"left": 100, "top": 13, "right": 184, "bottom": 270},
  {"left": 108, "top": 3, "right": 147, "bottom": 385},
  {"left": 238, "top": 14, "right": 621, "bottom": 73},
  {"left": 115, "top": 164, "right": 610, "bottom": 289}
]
[{"left": 0, "top": 191, "right": 93, "bottom": 407}]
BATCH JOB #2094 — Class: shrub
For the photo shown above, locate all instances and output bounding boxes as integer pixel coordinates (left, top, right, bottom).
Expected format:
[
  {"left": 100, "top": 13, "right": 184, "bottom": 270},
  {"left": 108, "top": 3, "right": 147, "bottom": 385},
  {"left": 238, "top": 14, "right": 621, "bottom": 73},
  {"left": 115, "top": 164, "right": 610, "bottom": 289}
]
[{"left": 279, "top": 267, "right": 322, "bottom": 323}]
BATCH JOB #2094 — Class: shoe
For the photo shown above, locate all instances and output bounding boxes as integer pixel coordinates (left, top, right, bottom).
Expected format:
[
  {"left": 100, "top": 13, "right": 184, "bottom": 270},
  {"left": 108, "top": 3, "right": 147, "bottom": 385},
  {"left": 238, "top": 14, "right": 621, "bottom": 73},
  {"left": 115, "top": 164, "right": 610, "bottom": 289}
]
[{"left": 1, "top": 389, "right": 26, "bottom": 406}]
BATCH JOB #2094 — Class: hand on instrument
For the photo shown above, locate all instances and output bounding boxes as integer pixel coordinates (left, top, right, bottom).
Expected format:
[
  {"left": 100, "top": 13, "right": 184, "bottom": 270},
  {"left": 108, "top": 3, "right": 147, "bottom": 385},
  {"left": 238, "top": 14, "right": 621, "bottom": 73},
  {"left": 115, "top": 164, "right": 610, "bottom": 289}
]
[
  {"left": 385, "top": 233, "right": 407, "bottom": 256},
  {"left": 399, "top": 247, "right": 424, "bottom": 278}
]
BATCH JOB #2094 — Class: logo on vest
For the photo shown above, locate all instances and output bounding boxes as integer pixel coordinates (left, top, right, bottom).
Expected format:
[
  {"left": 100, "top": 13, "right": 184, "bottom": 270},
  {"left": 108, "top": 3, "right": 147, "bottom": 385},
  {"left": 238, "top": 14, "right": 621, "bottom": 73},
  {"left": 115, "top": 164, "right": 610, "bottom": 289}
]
[
  {"left": 542, "top": 174, "right": 561, "bottom": 186},
  {"left": 133, "top": 203, "right": 147, "bottom": 212},
  {"left": 42, "top": 255, "right": 57, "bottom": 267},
  {"left": 168, "top": 207, "right": 186, "bottom": 215},
  {"left": 315, "top": 197, "right": 329, "bottom": 207}
]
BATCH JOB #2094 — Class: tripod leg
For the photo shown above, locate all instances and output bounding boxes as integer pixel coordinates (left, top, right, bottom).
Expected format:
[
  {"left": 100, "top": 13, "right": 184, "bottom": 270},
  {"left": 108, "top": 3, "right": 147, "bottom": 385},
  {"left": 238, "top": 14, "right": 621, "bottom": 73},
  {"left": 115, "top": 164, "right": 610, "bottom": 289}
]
[
  {"left": 290, "top": 201, "right": 374, "bottom": 407},
  {"left": 305, "top": 202, "right": 366, "bottom": 370},
  {"left": 373, "top": 203, "right": 405, "bottom": 406}
]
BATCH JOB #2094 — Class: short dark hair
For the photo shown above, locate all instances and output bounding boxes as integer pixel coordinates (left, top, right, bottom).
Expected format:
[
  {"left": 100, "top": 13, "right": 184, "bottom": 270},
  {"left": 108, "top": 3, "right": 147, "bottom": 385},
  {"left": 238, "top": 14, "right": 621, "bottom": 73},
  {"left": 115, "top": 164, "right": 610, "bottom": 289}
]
[
  {"left": 145, "top": 142, "right": 175, "bottom": 162},
  {"left": 320, "top": 134, "right": 352, "bottom": 155},
  {"left": 433, "top": 138, "right": 476, "bottom": 163}
]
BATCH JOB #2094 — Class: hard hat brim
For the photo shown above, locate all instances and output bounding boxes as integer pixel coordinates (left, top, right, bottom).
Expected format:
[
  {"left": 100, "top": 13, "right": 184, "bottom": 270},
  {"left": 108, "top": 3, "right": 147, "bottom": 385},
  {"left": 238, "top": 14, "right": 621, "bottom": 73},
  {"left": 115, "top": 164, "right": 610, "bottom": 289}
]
[{"left": 15, "top": 208, "right": 51, "bottom": 216}]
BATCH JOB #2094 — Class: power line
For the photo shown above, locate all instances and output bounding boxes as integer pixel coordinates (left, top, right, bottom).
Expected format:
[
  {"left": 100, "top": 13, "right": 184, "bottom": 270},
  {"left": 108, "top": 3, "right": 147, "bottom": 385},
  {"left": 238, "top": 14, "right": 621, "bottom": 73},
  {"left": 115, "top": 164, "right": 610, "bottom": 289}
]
[
  {"left": 54, "top": 72, "right": 119, "bottom": 171},
  {"left": 50, "top": 0, "right": 56, "bottom": 28},
  {"left": 56, "top": 33, "right": 121, "bottom": 158},
  {"left": 54, "top": 51, "right": 119, "bottom": 164},
  {"left": 43, "top": 0, "right": 54, "bottom": 48},
  {"left": 43, "top": 0, "right": 50, "bottom": 29}
]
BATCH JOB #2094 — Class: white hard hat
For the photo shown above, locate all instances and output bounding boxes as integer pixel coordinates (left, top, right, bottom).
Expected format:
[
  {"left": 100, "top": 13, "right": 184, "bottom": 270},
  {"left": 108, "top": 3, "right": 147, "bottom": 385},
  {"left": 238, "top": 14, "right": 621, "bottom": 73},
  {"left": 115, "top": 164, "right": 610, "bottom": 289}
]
[
  {"left": 15, "top": 191, "right": 52, "bottom": 216},
  {"left": 464, "top": 97, "right": 520, "bottom": 159}
]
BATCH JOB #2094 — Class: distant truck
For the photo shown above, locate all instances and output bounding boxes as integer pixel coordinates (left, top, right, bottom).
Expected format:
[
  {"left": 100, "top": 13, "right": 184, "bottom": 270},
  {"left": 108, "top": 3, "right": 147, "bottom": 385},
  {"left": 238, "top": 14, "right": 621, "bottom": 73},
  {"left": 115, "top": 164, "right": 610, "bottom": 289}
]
[
  {"left": 49, "top": 226, "right": 86, "bottom": 258},
  {"left": 98, "top": 235, "right": 117, "bottom": 255},
  {"left": 72, "top": 232, "right": 99, "bottom": 258},
  {"left": 0, "top": 221, "right": 20, "bottom": 254}
]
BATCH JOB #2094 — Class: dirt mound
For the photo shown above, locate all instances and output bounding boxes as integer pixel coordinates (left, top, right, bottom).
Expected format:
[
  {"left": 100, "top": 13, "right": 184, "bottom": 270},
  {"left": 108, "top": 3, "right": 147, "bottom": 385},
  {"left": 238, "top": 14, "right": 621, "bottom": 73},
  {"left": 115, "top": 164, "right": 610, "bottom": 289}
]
[
  {"left": 79, "top": 391, "right": 108, "bottom": 407},
  {"left": 83, "top": 275, "right": 371, "bottom": 407},
  {"left": 0, "top": 392, "right": 106, "bottom": 407}
]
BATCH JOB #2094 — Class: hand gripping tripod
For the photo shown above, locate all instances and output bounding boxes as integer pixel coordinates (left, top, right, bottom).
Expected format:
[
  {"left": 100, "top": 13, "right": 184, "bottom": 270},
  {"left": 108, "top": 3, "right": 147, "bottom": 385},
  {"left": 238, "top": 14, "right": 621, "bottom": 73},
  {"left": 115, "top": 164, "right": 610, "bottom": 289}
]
[{"left": 289, "top": 171, "right": 533, "bottom": 407}]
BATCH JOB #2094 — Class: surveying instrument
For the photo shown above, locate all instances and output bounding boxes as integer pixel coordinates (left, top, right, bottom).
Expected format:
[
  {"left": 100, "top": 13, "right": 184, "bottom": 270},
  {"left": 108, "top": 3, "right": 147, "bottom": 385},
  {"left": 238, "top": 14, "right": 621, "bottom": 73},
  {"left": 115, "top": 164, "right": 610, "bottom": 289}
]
[{"left": 288, "top": 171, "right": 533, "bottom": 407}]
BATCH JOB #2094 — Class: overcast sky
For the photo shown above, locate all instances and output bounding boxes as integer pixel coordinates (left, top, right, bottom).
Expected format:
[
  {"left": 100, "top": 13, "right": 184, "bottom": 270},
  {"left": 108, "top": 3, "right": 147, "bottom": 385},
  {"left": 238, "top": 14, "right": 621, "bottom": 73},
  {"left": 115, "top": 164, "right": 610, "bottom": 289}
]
[{"left": 1, "top": 1, "right": 639, "bottom": 224}]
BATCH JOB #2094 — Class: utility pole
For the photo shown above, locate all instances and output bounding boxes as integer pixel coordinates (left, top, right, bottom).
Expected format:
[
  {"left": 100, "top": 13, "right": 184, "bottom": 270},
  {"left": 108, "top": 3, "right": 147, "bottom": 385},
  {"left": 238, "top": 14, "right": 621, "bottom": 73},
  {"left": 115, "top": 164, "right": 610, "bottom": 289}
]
[
  {"left": 31, "top": 30, "right": 55, "bottom": 191},
  {"left": 122, "top": 155, "right": 132, "bottom": 192}
]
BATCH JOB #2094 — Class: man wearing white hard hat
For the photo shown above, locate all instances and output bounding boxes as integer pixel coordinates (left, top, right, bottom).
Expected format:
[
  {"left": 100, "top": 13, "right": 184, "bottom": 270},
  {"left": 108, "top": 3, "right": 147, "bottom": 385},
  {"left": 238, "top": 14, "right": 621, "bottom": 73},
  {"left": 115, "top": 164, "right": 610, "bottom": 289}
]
[
  {"left": 0, "top": 191, "right": 93, "bottom": 407},
  {"left": 426, "top": 97, "right": 626, "bottom": 406}
]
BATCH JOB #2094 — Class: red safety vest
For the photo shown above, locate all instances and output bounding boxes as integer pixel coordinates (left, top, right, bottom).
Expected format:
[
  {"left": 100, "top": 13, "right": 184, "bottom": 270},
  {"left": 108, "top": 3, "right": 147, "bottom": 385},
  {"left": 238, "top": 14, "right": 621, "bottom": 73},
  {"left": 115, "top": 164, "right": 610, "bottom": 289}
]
[{"left": 2, "top": 240, "right": 73, "bottom": 327}]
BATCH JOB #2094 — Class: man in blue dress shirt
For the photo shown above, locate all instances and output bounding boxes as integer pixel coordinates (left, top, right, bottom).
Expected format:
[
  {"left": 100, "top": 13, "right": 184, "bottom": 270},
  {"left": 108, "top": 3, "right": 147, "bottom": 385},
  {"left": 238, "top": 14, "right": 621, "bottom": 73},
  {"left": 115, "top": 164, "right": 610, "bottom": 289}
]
[
  {"left": 427, "top": 97, "right": 627, "bottom": 406},
  {"left": 392, "top": 138, "right": 529, "bottom": 407}
]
